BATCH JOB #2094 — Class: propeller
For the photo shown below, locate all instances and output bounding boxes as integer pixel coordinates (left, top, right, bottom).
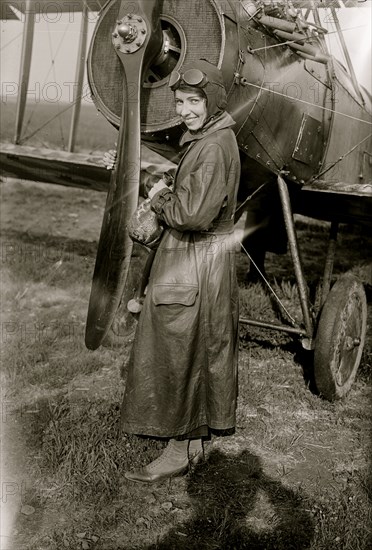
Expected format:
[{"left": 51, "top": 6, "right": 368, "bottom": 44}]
[{"left": 85, "top": 0, "right": 163, "bottom": 350}]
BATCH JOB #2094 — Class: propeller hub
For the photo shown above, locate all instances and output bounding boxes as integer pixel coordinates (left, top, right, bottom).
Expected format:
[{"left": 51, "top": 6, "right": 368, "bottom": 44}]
[
  {"left": 118, "top": 23, "right": 137, "bottom": 42},
  {"left": 112, "top": 13, "right": 148, "bottom": 54}
]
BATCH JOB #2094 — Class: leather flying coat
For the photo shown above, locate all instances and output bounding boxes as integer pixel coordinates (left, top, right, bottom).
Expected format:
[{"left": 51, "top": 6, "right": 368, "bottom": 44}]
[{"left": 120, "top": 111, "right": 241, "bottom": 437}]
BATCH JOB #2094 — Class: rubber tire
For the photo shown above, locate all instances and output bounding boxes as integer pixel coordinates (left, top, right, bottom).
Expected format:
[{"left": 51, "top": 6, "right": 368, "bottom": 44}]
[{"left": 314, "top": 275, "right": 367, "bottom": 401}]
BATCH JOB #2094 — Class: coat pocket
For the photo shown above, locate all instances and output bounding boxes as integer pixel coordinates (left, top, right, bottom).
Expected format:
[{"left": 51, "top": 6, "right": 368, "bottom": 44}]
[{"left": 153, "top": 284, "right": 198, "bottom": 306}]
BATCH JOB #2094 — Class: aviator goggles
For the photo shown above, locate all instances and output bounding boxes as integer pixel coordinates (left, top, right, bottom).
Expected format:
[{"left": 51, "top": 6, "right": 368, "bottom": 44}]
[{"left": 169, "top": 68, "right": 209, "bottom": 91}]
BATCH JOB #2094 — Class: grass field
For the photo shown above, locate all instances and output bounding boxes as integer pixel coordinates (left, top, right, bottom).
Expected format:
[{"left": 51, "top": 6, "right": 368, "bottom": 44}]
[{"left": 1, "top": 176, "right": 371, "bottom": 550}]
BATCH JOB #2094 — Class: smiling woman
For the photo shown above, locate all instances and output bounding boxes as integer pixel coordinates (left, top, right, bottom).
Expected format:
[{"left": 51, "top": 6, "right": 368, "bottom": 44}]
[
  {"left": 174, "top": 90, "right": 207, "bottom": 131},
  {"left": 120, "top": 59, "right": 242, "bottom": 484}
]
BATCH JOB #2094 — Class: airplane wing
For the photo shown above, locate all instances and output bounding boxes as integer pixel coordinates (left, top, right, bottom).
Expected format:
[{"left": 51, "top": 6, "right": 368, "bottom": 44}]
[
  {"left": 297, "top": 180, "right": 372, "bottom": 226},
  {"left": 0, "top": 0, "right": 105, "bottom": 19},
  {"left": 2, "top": 143, "right": 371, "bottom": 225},
  {"left": 0, "top": 1, "right": 19, "bottom": 19},
  {"left": 0, "top": 143, "right": 110, "bottom": 191}
]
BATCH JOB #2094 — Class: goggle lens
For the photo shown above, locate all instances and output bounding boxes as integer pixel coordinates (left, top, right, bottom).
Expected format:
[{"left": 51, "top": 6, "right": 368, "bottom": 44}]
[{"left": 169, "top": 69, "right": 208, "bottom": 90}]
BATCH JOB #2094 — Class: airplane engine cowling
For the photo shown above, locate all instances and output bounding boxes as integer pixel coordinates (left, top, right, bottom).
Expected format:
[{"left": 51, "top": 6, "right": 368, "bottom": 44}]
[{"left": 88, "top": 0, "right": 236, "bottom": 133}]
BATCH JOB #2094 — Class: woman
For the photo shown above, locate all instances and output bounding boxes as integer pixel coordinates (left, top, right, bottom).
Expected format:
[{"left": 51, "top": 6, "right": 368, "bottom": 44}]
[{"left": 121, "top": 59, "right": 241, "bottom": 483}]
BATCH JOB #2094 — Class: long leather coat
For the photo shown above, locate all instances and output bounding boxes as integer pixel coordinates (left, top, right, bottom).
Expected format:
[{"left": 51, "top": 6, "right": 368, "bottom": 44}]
[{"left": 120, "top": 111, "right": 241, "bottom": 437}]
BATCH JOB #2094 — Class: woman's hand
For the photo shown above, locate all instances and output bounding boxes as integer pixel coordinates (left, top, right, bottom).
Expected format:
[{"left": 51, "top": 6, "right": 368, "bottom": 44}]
[
  {"left": 102, "top": 147, "right": 117, "bottom": 170},
  {"left": 148, "top": 179, "right": 169, "bottom": 199}
]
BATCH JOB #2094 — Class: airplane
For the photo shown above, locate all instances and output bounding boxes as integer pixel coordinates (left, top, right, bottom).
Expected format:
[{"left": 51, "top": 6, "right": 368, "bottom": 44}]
[{"left": 1, "top": 0, "right": 371, "bottom": 402}]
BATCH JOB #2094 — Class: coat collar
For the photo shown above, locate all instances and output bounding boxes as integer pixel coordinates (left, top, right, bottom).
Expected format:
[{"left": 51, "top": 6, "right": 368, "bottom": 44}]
[{"left": 179, "top": 111, "right": 236, "bottom": 147}]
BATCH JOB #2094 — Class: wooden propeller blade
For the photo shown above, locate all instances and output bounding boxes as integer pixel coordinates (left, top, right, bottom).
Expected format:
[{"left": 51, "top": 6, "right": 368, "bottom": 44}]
[{"left": 85, "top": 0, "right": 163, "bottom": 350}]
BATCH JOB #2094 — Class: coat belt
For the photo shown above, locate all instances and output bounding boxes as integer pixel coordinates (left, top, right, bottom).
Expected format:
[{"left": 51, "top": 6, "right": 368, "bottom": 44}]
[{"left": 198, "top": 219, "right": 234, "bottom": 234}]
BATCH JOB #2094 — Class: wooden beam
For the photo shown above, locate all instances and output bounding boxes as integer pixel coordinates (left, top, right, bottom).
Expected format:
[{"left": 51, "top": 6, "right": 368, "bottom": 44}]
[
  {"left": 14, "top": 0, "right": 34, "bottom": 144},
  {"left": 330, "top": 7, "right": 365, "bottom": 105},
  {"left": 68, "top": 4, "right": 89, "bottom": 152}
]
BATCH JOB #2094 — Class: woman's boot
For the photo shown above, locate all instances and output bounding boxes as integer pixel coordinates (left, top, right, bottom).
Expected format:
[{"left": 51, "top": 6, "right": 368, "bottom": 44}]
[{"left": 125, "top": 439, "right": 189, "bottom": 483}]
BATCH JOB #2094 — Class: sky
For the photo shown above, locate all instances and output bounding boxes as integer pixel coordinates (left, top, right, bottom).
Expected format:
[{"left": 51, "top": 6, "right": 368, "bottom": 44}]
[{"left": 0, "top": 4, "right": 371, "bottom": 104}]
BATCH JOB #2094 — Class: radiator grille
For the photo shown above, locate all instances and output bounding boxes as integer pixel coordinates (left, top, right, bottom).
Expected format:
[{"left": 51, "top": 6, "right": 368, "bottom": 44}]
[{"left": 88, "top": 0, "right": 223, "bottom": 132}]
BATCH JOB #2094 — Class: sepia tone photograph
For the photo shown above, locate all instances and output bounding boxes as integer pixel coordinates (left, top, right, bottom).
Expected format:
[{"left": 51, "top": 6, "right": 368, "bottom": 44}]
[{"left": 1, "top": 1, "right": 371, "bottom": 548}]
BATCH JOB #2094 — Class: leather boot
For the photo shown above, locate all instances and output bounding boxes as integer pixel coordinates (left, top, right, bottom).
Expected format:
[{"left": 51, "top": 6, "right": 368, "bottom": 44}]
[{"left": 125, "top": 439, "right": 189, "bottom": 483}]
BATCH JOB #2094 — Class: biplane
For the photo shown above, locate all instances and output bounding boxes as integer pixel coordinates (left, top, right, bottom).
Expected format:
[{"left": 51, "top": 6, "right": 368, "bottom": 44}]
[{"left": 1, "top": 0, "right": 371, "bottom": 401}]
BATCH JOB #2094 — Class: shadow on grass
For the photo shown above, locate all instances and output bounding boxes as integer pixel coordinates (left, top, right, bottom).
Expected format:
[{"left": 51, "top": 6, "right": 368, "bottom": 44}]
[
  {"left": 240, "top": 325, "right": 319, "bottom": 397},
  {"left": 144, "top": 448, "right": 314, "bottom": 550}
]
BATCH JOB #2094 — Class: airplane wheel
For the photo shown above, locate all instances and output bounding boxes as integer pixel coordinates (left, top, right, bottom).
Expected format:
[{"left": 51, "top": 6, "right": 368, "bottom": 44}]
[{"left": 314, "top": 275, "right": 367, "bottom": 401}]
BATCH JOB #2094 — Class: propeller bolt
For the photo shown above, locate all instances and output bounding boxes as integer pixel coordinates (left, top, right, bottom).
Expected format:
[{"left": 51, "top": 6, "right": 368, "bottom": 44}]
[
  {"left": 141, "top": 29, "right": 146, "bottom": 34},
  {"left": 117, "top": 19, "right": 122, "bottom": 24},
  {"left": 112, "top": 32, "right": 118, "bottom": 38},
  {"left": 138, "top": 17, "right": 143, "bottom": 22}
]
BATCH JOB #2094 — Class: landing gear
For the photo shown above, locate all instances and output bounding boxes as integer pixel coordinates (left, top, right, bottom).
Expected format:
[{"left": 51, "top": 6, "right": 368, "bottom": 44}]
[
  {"left": 314, "top": 275, "right": 367, "bottom": 401},
  {"left": 238, "top": 176, "right": 369, "bottom": 402}
]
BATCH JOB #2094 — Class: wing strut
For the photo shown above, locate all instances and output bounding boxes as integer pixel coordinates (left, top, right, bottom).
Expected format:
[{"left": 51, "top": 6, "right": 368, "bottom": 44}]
[
  {"left": 14, "top": 0, "right": 35, "bottom": 144},
  {"left": 330, "top": 7, "right": 365, "bottom": 105},
  {"left": 68, "top": 3, "right": 89, "bottom": 152}
]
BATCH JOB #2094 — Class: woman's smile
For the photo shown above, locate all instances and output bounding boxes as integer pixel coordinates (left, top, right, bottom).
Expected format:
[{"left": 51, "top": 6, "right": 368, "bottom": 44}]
[{"left": 175, "top": 89, "right": 208, "bottom": 131}]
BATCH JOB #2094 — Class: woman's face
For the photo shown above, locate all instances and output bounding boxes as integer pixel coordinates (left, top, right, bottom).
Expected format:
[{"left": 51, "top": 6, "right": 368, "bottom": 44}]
[{"left": 175, "top": 89, "right": 207, "bottom": 131}]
